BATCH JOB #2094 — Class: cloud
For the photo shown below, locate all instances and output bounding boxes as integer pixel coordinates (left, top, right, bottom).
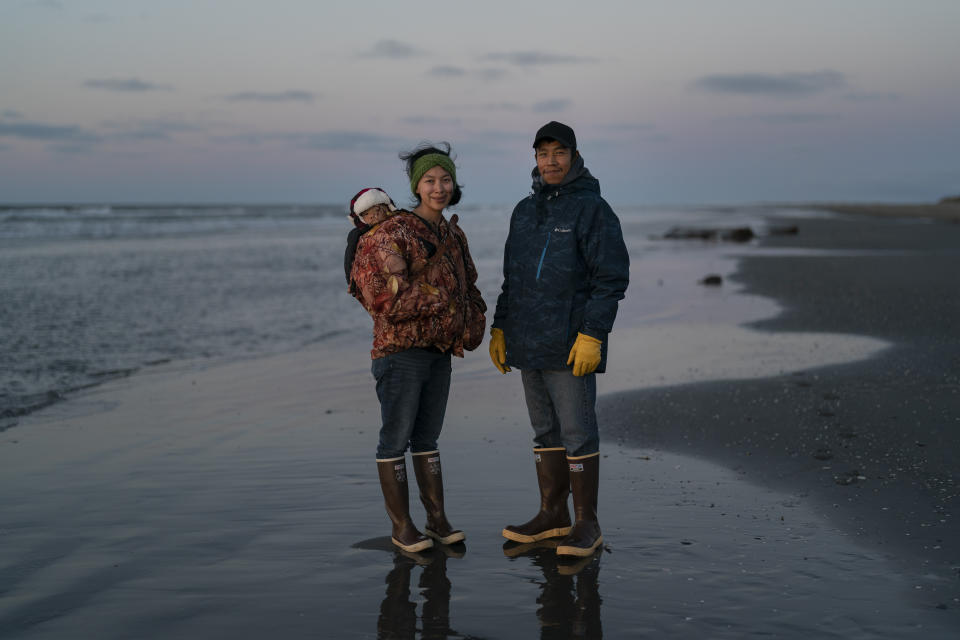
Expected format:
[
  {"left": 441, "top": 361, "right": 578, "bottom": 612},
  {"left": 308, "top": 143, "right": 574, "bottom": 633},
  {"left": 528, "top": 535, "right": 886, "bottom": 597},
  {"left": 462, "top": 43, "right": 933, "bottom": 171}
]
[
  {"left": 532, "top": 99, "right": 572, "bottom": 113},
  {"left": 586, "top": 130, "right": 672, "bottom": 150},
  {"left": 401, "top": 116, "right": 463, "bottom": 126},
  {"left": 0, "top": 118, "right": 102, "bottom": 153},
  {"left": 844, "top": 91, "right": 901, "bottom": 103},
  {"left": 593, "top": 123, "right": 670, "bottom": 144},
  {"left": 2, "top": 110, "right": 25, "bottom": 119},
  {"left": 448, "top": 102, "right": 521, "bottom": 112},
  {"left": 359, "top": 39, "right": 424, "bottom": 59},
  {"left": 446, "top": 138, "right": 516, "bottom": 156},
  {"left": 744, "top": 112, "right": 839, "bottom": 124},
  {"left": 482, "top": 51, "right": 597, "bottom": 66},
  {"left": 48, "top": 143, "right": 95, "bottom": 154},
  {"left": 0, "top": 120, "right": 101, "bottom": 143},
  {"left": 460, "top": 102, "right": 521, "bottom": 112},
  {"left": 600, "top": 122, "right": 656, "bottom": 132},
  {"left": 223, "top": 90, "right": 317, "bottom": 104},
  {"left": 83, "top": 77, "right": 172, "bottom": 92},
  {"left": 216, "top": 130, "right": 405, "bottom": 152},
  {"left": 0, "top": 115, "right": 212, "bottom": 148},
  {"left": 475, "top": 68, "right": 508, "bottom": 82},
  {"left": 426, "top": 66, "right": 508, "bottom": 82},
  {"left": 299, "top": 131, "right": 406, "bottom": 151},
  {"left": 693, "top": 70, "right": 847, "bottom": 97},
  {"left": 427, "top": 66, "right": 466, "bottom": 77},
  {"left": 100, "top": 118, "right": 209, "bottom": 140}
]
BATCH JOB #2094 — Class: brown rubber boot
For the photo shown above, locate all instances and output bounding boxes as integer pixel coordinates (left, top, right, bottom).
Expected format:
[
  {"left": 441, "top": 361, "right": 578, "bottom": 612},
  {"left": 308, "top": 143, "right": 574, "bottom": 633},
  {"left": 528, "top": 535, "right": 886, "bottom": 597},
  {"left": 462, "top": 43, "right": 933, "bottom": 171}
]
[
  {"left": 502, "top": 447, "right": 572, "bottom": 543},
  {"left": 411, "top": 451, "right": 465, "bottom": 545},
  {"left": 377, "top": 457, "right": 433, "bottom": 553},
  {"left": 556, "top": 453, "right": 603, "bottom": 557}
]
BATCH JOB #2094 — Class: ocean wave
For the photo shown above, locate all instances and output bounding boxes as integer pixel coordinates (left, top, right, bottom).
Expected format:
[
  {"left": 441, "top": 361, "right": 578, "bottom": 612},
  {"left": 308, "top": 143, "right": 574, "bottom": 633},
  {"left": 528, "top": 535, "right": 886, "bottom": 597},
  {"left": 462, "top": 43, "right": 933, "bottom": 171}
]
[{"left": 0, "top": 204, "right": 346, "bottom": 240}]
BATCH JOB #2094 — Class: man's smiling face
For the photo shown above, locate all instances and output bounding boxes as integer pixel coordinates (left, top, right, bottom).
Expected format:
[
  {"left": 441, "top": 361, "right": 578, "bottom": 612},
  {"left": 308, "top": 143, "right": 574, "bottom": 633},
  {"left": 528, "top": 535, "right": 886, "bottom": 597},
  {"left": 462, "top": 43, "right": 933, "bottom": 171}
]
[{"left": 535, "top": 140, "right": 573, "bottom": 186}]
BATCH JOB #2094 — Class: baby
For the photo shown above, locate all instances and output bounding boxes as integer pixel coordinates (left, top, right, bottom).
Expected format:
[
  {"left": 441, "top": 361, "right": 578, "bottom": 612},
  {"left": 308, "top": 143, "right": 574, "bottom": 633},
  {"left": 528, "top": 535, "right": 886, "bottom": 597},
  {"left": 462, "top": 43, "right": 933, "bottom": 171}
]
[
  {"left": 348, "top": 187, "right": 397, "bottom": 229},
  {"left": 345, "top": 187, "right": 398, "bottom": 287}
]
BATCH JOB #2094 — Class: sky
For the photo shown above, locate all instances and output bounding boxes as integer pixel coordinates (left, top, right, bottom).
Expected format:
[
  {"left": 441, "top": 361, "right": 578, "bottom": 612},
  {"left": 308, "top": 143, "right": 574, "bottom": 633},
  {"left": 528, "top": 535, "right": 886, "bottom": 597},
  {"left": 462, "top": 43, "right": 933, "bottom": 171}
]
[{"left": 2, "top": 0, "right": 959, "bottom": 205}]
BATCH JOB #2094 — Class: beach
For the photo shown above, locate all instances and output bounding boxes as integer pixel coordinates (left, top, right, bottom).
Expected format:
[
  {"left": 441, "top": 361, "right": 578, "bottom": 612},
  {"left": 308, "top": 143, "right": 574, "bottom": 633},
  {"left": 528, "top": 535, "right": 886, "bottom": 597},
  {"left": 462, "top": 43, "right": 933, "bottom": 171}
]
[
  {"left": 2, "top": 205, "right": 959, "bottom": 638},
  {"left": 603, "top": 212, "right": 960, "bottom": 593}
]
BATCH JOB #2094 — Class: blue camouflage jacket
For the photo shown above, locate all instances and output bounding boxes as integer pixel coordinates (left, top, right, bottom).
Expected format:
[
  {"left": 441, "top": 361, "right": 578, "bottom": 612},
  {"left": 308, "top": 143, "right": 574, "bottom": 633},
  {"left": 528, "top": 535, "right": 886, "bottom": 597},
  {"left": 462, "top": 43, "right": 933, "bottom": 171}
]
[{"left": 492, "top": 158, "right": 630, "bottom": 372}]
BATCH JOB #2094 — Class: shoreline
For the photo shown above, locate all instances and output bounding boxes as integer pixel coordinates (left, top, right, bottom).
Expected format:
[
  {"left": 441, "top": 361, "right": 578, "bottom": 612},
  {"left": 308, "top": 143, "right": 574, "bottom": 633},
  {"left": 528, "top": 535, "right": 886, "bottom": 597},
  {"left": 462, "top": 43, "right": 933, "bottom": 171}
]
[
  {"left": 789, "top": 201, "right": 960, "bottom": 223},
  {"left": 2, "top": 198, "right": 954, "bottom": 431},
  {"left": 602, "top": 212, "right": 960, "bottom": 590}
]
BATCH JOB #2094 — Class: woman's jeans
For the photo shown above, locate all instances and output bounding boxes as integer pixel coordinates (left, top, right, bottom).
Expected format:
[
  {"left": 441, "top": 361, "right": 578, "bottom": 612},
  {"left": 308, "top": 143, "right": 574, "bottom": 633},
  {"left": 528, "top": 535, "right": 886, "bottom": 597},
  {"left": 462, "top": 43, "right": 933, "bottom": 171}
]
[
  {"left": 520, "top": 369, "right": 599, "bottom": 457},
  {"left": 373, "top": 348, "right": 452, "bottom": 459}
]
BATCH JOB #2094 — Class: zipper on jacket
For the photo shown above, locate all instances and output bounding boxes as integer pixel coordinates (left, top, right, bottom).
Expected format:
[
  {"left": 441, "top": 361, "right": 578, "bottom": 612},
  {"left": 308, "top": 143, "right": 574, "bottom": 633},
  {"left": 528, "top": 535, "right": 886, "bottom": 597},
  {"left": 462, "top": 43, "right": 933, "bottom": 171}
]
[{"left": 535, "top": 232, "right": 551, "bottom": 281}]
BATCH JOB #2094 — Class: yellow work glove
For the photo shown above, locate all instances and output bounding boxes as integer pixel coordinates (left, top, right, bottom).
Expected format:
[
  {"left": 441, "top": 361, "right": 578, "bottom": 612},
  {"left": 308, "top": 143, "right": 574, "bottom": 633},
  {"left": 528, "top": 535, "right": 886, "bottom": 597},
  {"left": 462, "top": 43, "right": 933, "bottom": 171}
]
[
  {"left": 489, "top": 328, "right": 511, "bottom": 374},
  {"left": 566, "top": 332, "right": 602, "bottom": 376}
]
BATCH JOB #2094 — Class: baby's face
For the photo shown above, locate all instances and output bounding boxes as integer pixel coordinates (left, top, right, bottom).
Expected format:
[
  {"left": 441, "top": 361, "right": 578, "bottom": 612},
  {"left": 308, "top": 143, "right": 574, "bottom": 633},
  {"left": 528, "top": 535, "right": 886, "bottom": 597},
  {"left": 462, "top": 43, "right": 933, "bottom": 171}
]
[{"left": 359, "top": 203, "right": 393, "bottom": 226}]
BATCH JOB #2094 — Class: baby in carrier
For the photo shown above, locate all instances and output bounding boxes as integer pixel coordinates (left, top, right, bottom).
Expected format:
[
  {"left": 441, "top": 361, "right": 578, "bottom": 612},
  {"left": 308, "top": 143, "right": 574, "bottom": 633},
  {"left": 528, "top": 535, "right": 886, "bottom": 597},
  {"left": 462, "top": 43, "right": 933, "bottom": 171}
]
[{"left": 343, "top": 187, "right": 398, "bottom": 287}]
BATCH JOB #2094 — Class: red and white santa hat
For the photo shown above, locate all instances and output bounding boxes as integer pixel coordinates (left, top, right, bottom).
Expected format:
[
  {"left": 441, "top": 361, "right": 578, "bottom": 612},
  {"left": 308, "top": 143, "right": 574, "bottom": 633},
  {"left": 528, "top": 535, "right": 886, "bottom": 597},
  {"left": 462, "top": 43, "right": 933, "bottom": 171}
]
[{"left": 349, "top": 187, "right": 397, "bottom": 218}]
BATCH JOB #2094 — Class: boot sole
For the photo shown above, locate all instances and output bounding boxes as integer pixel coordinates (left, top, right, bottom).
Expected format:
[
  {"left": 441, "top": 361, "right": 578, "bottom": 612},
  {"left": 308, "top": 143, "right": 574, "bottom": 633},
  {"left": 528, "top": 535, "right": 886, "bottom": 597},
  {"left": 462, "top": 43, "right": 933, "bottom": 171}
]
[
  {"left": 501, "top": 526, "right": 573, "bottom": 543},
  {"left": 557, "top": 553, "right": 598, "bottom": 575},
  {"left": 424, "top": 528, "right": 465, "bottom": 545},
  {"left": 556, "top": 535, "right": 603, "bottom": 557},
  {"left": 391, "top": 537, "right": 434, "bottom": 553},
  {"left": 502, "top": 539, "right": 560, "bottom": 558}
]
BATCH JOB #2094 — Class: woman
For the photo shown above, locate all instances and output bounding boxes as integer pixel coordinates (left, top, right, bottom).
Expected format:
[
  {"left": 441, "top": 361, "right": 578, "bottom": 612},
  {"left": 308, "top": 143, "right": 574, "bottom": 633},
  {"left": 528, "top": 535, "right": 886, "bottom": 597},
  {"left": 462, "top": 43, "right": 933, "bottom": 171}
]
[{"left": 348, "top": 143, "right": 486, "bottom": 552}]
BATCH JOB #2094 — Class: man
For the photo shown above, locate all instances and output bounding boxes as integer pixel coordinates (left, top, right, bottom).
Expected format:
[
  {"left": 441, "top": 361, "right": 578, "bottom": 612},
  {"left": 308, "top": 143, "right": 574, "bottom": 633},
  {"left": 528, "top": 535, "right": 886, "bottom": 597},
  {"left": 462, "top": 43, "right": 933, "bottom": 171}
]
[{"left": 490, "top": 121, "right": 629, "bottom": 557}]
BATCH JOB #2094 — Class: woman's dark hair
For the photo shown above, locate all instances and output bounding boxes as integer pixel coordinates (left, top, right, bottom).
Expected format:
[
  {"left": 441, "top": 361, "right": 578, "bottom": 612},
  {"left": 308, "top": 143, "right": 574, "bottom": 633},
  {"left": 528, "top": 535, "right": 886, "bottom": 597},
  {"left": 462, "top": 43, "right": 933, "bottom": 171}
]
[{"left": 400, "top": 141, "right": 463, "bottom": 207}]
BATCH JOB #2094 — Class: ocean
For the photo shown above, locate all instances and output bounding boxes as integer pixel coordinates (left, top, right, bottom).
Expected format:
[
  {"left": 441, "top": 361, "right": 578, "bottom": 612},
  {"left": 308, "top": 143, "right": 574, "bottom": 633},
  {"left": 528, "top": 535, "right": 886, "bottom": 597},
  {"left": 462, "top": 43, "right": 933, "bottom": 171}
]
[{"left": 0, "top": 202, "right": 802, "bottom": 427}]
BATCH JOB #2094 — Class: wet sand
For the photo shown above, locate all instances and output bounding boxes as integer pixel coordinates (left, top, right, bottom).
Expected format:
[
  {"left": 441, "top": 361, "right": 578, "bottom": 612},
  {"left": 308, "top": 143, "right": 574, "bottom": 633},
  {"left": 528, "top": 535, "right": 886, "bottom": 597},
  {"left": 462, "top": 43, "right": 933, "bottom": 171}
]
[
  {"left": 2, "top": 211, "right": 960, "bottom": 637},
  {"left": 603, "top": 212, "right": 960, "bottom": 620}
]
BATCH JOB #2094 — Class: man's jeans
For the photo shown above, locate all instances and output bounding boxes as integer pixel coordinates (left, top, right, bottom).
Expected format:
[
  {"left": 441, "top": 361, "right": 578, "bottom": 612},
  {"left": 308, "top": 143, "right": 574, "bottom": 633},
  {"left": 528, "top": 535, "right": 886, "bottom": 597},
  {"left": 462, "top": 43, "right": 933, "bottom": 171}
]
[
  {"left": 373, "top": 348, "right": 452, "bottom": 459},
  {"left": 520, "top": 369, "right": 599, "bottom": 457}
]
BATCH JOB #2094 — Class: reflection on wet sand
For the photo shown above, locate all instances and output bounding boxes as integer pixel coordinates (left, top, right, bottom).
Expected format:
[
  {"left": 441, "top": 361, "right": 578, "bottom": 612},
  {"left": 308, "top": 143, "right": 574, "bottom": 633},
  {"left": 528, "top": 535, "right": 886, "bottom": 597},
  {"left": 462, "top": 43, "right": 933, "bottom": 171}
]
[
  {"left": 359, "top": 540, "right": 473, "bottom": 640},
  {"left": 503, "top": 540, "right": 603, "bottom": 639},
  {"left": 362, "top": 538, "right": 603, "bottom": 639}
]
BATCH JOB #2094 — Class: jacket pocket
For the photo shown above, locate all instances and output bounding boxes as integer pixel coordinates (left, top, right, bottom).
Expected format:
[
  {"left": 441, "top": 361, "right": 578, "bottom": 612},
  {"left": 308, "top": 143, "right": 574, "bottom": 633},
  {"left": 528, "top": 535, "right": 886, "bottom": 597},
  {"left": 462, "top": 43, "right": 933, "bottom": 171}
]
[{"left": 461, "top": 296, "right": 487, "bottom": 351}]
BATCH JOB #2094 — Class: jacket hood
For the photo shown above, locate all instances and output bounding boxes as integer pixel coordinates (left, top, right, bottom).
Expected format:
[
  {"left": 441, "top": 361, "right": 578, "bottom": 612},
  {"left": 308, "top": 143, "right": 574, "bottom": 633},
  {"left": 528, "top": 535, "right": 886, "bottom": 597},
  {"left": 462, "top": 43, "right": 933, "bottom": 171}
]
[{"left": 531, "top": 153, "right": 599, "bottom": 195}]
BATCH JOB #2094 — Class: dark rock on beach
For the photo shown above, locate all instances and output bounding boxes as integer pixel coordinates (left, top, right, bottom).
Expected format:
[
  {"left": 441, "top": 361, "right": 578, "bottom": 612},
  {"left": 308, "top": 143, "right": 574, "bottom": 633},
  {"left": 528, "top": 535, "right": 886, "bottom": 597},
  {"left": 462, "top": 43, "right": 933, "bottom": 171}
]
[
  {"left": 768, "top": 224, "right": 799, "bottom": 236},
  {"left": 661, "top": 226, "right": 756, "bottom": 242},
  {"left": 699, "top": 274, "right": 723, "bottom": 286},
  {"left": 722, "top": 226, "right": 755, "bottom": 242}
]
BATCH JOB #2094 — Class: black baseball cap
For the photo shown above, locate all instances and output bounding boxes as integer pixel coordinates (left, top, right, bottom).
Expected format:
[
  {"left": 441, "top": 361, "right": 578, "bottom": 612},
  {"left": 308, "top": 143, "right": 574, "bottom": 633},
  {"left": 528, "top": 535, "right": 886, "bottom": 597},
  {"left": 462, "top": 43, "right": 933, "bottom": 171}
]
[{"left": 533, "top": 121, "right": 576, "bottom": 151}]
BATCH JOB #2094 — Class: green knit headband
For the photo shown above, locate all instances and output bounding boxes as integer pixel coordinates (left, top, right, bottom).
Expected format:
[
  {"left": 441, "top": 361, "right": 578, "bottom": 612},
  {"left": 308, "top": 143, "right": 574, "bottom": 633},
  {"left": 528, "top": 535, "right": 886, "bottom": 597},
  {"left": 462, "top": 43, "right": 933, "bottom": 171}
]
[{"left": 410, "top": 153, "right": 457, "bottom": 195}]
